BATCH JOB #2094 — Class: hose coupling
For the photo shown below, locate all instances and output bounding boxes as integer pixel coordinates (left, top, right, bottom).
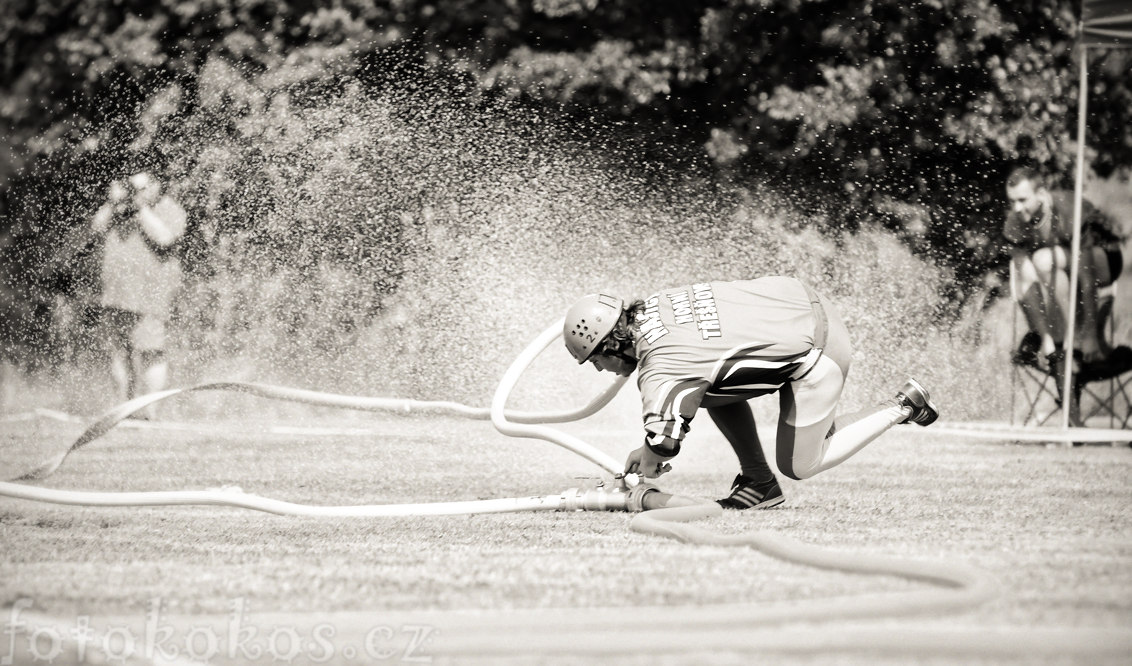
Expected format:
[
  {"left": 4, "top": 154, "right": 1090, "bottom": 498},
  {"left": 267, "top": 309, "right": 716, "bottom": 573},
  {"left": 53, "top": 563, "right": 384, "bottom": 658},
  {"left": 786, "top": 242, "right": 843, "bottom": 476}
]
[
  {"left": 624, "top": 482, "right": 659, "bottom": 512},
  {"left": 558, "top": 486, "right": 630, "bottom": 512}
]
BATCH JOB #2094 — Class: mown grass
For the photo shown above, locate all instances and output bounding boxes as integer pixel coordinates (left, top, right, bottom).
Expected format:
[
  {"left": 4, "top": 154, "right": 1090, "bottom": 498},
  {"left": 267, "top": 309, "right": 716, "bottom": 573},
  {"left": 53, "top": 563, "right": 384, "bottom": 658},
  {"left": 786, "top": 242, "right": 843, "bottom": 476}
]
[{"left": 1, "top": 408, "right": 1129, "bottom": 664}]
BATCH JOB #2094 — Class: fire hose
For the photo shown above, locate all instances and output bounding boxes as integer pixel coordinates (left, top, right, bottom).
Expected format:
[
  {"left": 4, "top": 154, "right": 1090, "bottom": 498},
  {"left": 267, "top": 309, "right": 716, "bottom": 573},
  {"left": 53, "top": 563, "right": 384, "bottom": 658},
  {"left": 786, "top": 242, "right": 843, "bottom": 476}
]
[{"left": 3, "top": 320, "right": 1129, "bottom": 659}]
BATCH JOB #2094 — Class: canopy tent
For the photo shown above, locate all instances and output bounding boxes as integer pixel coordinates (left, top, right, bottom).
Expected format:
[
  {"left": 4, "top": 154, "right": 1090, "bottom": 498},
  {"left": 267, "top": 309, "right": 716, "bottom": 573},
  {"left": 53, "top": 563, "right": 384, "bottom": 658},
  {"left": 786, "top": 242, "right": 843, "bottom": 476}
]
[
  {"left": 1060, "top": 0, "right": 1132, "bottom": 428},
  {"left": 1080, "top": 0, "right": 1132, "bottom": 46}
]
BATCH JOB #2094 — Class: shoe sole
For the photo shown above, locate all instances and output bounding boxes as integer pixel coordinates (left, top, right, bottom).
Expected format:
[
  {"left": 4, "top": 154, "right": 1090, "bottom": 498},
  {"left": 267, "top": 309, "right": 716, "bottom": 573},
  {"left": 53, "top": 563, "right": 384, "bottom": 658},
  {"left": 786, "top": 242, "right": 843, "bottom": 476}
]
[
  {"left": 716, "top": 495, "right": 785, "bottom": 510},
  {"left": 902, "top": 378, "right": 939, "bottom": 426},
  {"left": 751, "top": 495, "right": 785, "bottom": 510}
]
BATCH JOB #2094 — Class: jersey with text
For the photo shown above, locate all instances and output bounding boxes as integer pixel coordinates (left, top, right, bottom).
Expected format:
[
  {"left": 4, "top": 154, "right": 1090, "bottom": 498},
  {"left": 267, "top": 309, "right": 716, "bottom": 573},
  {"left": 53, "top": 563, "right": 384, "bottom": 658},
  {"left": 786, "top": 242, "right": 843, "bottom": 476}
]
[{"left": 634, "top": 276, "right": 820, "bottom": 450}]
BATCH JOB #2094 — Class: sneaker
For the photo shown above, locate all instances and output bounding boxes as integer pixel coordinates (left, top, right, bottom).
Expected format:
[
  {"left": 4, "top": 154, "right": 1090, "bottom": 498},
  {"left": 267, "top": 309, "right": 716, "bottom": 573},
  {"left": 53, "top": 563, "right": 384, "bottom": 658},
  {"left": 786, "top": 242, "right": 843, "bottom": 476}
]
[
  {"left": 716, "top": 474, "right": 784, "bottom": 510},
  {"left": 1011, "top": 331, "right": 1042, "bottom": 368},
  {"left": 1045, "top": 346, "right": 1078, "bottom": 395},
  {"left": 896, "top": 378, "right": 939, "bottom": 426}
]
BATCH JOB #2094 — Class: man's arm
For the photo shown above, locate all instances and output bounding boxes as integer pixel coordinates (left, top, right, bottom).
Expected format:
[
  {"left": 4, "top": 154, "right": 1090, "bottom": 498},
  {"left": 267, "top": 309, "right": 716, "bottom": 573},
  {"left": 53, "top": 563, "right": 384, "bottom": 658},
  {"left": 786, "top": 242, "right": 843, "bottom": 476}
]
[
  {"left": 1080, "top": 199, "right": 1122, "bottom": 245},
  {"left": 623, "top": 442, "right": 674, "bottom": 478},
  {"left": 624, "top": 375, "right": 710, "bottom": 478},
  {"left": 640, "top": 376, "right": 710, "bottom": 451},
  {"left": 137, "top": 196, "right": 187, "bottom": 248},
  {"left": 91, "top": 203, "right": 115, "bottom": 234}
]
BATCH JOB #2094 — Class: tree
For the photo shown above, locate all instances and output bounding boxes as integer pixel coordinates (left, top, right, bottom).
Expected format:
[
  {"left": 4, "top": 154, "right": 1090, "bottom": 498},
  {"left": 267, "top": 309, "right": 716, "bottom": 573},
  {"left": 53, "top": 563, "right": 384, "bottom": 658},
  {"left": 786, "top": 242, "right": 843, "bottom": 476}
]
[{"left": 2, "top": 0, "right": 1128, "bottom": 308}]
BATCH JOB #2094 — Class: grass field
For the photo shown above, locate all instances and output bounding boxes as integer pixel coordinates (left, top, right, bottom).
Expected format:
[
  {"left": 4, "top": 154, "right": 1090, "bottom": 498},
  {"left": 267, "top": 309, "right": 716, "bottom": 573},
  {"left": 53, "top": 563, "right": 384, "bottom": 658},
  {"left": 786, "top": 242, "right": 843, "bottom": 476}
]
[{"left": 2, "top": 397, "right": 1130, "bottom": 665}]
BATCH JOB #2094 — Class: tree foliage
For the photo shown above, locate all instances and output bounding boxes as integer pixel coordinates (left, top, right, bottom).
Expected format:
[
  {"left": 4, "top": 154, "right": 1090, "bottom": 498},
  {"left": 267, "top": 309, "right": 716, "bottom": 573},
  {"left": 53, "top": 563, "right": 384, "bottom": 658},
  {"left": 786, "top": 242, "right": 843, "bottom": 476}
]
[
  {"left": 1, "top": 0, "right": 1129, "bottom": 310},
  {"left": 457, "top": 0, "right": 1130, "bottom": 281}
]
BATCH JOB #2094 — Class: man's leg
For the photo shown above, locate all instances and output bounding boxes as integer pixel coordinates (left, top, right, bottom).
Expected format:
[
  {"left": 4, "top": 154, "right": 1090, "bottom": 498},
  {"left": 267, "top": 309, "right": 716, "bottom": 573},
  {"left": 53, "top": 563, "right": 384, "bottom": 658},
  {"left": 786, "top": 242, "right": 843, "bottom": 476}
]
[
  {"left": 136, "top": 351, "right": 168, "bottom": 420},
  {"left": 1015, "top": 251, "right": 1067, "bottom": 359},
  {"left": 709, "top": 399, "right": 784, "bottom": 509},
  {"left": 1030, "top": 246, "right": 1086, "bottom": 421},
  {"left": 133, "top": 315, "right": 169, "bottom": 419},
  {"left": 776, "top": 360, "right": 913, "bottom": 480},
  {"left": 707, "top": 401, "right": 775, "bottom": 485},
  {"left": 775, "top": 300, "right": 932, "bottom": 481},
  {"left": 1076, "top": 245, "right": 1115, "bottom": 363},
  {"left": 103, "top": 307, "right": 139, "bottom": 403},
  {"left": 109, "top": 330, "right": 136, "bottom": 404},
  {"left": 140, "top": 351, "right": 168, "bottom": 394},
  {"left": 109, "top": 346, "right": 135, "bottom": 403},
  {"left": 1014, "top": 256, "right": 1047, "bottom": 335},
  {"left": 777, "top": 371, "right": 936, "bottom": 480}
]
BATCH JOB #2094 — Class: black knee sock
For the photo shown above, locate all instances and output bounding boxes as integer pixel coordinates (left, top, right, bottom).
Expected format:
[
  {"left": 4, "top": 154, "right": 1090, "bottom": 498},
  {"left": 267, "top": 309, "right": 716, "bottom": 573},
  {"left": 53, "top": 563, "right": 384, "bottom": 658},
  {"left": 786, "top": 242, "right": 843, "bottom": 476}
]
[
  {"left": 735, "top": 446, "right": 776, "bottom": 485},
  {"left": 708, "top": 401, "right": 777, "bottom": 485}
]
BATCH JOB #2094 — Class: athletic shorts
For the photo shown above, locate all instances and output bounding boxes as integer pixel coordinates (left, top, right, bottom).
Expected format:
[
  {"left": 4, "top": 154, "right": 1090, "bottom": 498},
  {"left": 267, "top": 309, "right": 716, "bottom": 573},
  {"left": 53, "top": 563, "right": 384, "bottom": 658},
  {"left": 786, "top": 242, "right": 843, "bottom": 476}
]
[
  {"left": 1106, "top": 246, "right": 1123, "bottom": 282},
  {"left": 103, "top": 307, "right": 167, "bottom": 352}
]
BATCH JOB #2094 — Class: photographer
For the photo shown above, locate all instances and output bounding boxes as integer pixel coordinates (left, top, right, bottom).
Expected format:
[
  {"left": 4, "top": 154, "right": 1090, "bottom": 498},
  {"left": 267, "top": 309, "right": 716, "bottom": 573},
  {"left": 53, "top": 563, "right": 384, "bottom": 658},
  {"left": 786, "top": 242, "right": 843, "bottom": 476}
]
[{"left": 93, "top": 172, "right": 186, "bottom": 417}]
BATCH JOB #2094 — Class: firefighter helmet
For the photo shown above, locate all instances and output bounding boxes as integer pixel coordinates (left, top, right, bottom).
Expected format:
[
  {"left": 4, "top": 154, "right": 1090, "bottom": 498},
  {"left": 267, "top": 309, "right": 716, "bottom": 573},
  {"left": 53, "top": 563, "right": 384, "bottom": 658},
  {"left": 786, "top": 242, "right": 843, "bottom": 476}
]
[{"left": 563, "top": 293, "right": 624, "bottom": 364}]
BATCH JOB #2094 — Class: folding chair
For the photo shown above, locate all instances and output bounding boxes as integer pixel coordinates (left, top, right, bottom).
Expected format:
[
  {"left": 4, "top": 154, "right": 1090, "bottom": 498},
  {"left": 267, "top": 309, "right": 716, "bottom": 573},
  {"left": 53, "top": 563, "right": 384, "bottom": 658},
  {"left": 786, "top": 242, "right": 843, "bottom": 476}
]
[{"left": 1009, "top": 262, "right": 1132, "bottom": 429}]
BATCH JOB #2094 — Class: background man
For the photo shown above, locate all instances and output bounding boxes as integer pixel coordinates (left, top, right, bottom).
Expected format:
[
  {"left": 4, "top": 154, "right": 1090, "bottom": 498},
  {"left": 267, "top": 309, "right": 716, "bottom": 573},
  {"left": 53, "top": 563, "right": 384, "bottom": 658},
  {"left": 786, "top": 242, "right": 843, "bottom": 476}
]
[
  {"left": 1004, "top": 165, "right": 1124, "bottom": 370},
  {"left": 563, "top": 276, "right": 938, "bottom": 509},
  {"left": 94, "top": 172, "right": 187, "bottom": 418}
]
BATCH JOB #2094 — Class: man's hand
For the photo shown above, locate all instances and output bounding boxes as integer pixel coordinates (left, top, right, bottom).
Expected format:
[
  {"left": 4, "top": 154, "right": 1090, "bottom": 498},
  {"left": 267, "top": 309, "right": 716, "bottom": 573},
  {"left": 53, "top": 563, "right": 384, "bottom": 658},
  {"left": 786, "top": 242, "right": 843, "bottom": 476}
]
[{"left": 624, "top": 445, "right": 673, "bottom": 479}]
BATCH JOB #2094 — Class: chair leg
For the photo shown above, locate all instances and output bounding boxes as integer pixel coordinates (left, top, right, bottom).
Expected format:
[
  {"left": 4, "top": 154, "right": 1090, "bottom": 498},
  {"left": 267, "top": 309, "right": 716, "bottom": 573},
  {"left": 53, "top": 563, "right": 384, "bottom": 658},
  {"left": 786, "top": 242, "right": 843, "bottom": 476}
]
[
  {"left": 1016, "top": 366, "right": 1063, "bottom": 426},
  {"left": 1077, "top": 373, "right": 1132, "bottom": 429}
]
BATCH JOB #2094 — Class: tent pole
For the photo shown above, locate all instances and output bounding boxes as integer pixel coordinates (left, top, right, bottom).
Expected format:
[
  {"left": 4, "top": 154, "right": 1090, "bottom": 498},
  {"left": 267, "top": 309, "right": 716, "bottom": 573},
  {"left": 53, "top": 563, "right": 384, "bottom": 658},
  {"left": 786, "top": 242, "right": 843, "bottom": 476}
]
[{"left": 1061, "top": 38, "right": 1089, "bottom": 430}]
